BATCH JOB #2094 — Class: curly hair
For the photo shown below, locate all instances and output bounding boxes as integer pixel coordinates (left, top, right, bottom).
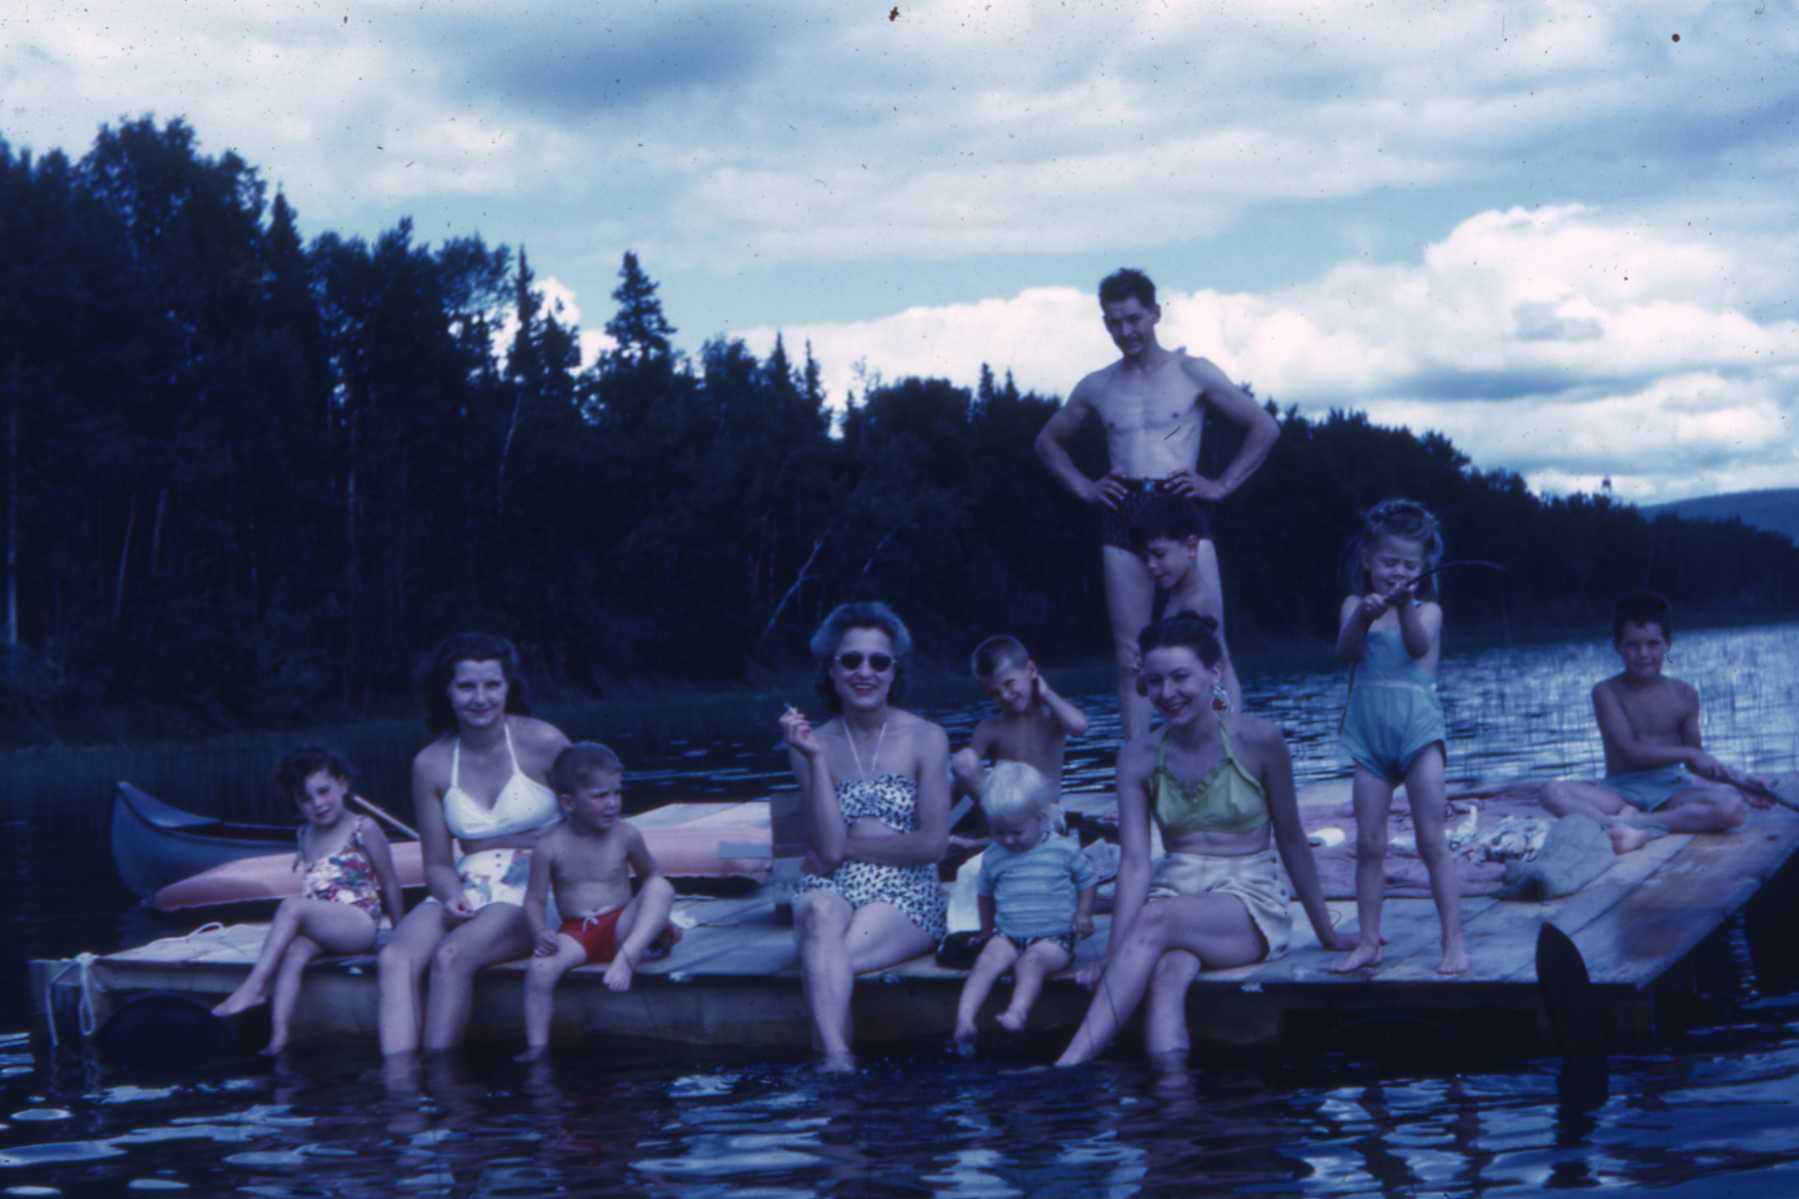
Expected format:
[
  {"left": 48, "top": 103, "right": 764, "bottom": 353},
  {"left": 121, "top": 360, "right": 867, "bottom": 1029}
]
[
  {"left": 809, "top": 601, "right": 913, "bottom": 713},
  {"left": 1347, "top": 498, "right": 1444, "bottom": 600},
  {"left": 275, "top": 744, "right": 358, "bottom": 808},
  {"left": 414, "top": 631, "right": 535, "bottom": 734},
  {"left": 1138, "top": 610, "right": 1225, "bottom": 669}
]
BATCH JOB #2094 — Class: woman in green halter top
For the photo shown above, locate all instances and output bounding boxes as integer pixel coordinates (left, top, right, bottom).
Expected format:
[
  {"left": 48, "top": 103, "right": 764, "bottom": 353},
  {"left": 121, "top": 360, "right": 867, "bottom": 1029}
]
[{"left": 1057, "top": 613, "right": 1347, "bottom": 1067}]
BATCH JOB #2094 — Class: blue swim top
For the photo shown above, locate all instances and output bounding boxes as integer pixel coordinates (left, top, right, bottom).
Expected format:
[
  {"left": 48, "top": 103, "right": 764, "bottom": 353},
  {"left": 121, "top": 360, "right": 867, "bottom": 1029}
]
[
  {"left": 1151, "top": 720, "right": 1269, "bottom": 839},
  {"left": 1354, "top": 626, "right": 1436, "bottom": 685}
]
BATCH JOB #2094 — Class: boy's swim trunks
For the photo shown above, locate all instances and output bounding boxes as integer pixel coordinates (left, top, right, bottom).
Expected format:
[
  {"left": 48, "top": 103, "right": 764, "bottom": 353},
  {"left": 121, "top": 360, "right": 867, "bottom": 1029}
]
[
  {"left": 560, "top": 908, "right": 624, "bottom": 964},
  {"left": 1602, "top": 764, "right": 1692, "bottom": 813}
]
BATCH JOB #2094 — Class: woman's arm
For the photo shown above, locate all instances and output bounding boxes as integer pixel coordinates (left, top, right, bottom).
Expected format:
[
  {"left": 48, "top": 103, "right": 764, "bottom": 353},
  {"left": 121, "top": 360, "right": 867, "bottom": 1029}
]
[
  {"left": 1083, "top": 740, "right": 1153, "bottom": 983},
  {"left": 1252, "top": 720, "right": 1349, "bottom": 951},
  {"left": 411, "top": 748, "right": 464, "bottom": 906},
  {"left": 782, "top": 709, "right": 846, "bottom": 871},
  {"left": 1335, "top": 593, "right": 1381, "bottom": 663},
  {"left": 843, "top": 721, "right": 951, "bottom": 866},
  {"left": 360, "top": 819, "right": 408, "bottom": 929},
  {"left": 522, "top": 834, "right": 559, "bottom": 955}
]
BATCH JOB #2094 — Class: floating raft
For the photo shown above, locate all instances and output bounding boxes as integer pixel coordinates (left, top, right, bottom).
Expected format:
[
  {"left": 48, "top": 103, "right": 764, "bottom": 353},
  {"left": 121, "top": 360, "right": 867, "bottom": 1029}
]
[{"left": 30, "top": 783, "right": 1799, "bottom": 1056}]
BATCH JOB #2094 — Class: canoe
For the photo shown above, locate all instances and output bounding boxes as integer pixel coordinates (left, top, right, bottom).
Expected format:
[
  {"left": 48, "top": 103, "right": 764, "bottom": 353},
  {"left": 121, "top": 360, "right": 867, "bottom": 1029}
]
[
  {"left": 151, "top": 801, "right": 775, "bottom": 911},
  {"left": 110, "top": 782, "right": 296, "bottom": 901}
]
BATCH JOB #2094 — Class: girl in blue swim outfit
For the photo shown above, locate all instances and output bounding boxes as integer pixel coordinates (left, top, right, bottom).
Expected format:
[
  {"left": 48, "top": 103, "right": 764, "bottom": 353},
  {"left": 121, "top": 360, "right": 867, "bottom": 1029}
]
[{"left": 1330, "top": 499, "right": 1468, "bottom": 975}]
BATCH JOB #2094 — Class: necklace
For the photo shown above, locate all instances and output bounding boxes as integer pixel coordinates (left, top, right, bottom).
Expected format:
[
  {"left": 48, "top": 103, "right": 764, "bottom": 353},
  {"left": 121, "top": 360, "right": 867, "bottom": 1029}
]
[{"left": 846, "top": 721, "right": 888, "bottom": 779}]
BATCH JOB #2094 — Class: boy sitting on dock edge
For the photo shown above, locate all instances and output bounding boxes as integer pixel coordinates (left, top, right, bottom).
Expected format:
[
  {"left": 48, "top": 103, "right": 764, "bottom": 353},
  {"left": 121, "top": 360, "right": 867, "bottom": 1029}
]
[
  {"left": 518, "top": 741, "right": 679, "bottom": 1061},
  {"left": 1542, "top": 591, "right": 1772, "bottom": 853}
]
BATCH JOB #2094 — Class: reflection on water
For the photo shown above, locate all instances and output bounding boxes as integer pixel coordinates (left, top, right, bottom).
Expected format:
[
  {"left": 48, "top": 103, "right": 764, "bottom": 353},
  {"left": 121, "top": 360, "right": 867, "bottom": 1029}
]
[{"left": 1, "top": 624, "right": 1796, "bottom": 1195}]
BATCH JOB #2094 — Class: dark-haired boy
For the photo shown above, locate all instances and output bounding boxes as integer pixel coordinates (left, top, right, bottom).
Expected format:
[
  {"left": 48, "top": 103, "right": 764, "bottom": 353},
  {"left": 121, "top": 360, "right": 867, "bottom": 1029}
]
[
  {"left": 518, "top": 741, "right": 678, "bottom": 1061},
  {"left": 1129, "top": 491, "right": 1243, "bottom": 710},
  {"left": 1542, "top": 591, "right": 1771, "bottom": 854}
]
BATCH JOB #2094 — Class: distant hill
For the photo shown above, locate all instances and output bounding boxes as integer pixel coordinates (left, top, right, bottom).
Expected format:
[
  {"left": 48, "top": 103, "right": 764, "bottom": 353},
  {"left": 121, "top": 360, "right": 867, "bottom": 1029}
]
[{"left": 1642, "top": 489, "right": 1799, "bottom": 544}]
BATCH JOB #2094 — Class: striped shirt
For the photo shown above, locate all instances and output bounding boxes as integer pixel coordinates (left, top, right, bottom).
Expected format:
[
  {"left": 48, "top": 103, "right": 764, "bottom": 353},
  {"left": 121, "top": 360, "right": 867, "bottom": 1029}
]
[{"left": 978, "top": 833, "right": 1098, "bottom": 940}]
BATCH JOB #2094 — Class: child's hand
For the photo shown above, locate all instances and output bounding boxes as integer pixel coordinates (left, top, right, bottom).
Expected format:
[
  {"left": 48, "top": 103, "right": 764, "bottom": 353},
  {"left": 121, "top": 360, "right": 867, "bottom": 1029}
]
[
  {"left": 1074, "top": 959, "right": 1106, "bottom": 990},
  {"left": 779, "top": 706, "right": 822, "bottom": 758},
  {"left": 1356, "top": 593, "right": 1389, "bottom": 624},
  {"left": 1074, "top": 913, "right": 1094, "bottom": 938},
  {"left": 442, "top": 896, "right": 477, "bottom": 925},
  {"left": 532, "top": 929, "right": 560, "bottom": 957}
]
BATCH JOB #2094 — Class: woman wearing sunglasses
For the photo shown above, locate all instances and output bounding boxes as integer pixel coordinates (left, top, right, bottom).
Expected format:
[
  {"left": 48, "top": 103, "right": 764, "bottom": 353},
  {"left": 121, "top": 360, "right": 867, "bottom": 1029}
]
[{"left": 778, "top": 601, "right": 951, "bottom": 1070}]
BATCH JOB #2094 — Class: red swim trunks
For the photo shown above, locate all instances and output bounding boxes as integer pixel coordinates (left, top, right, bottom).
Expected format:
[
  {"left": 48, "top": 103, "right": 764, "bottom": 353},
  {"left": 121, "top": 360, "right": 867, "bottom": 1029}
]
[
  {"left": 557, "top": 909, "right": 683, "bottom": 965},
  {"left": 559, "top": 909, "right": 625, "bottom": 964}
]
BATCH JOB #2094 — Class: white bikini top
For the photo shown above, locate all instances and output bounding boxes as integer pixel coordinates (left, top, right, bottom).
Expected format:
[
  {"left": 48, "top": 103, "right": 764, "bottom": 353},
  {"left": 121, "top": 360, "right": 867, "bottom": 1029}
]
[{"left": 442, "top": 720, "right": 560, "bottom": 841}]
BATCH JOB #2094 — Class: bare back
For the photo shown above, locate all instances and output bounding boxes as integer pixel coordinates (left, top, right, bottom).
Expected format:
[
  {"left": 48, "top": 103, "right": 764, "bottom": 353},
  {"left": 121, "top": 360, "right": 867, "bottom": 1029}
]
[
  {"left": 542, "top": 822, "right": 639, "bottom": 919},
  {"left": 1077, "top": 350, "right": 1206, "bottom": 479},
  {"left": 1595, "top": 673, "right": 1701, "bottom": 775}
]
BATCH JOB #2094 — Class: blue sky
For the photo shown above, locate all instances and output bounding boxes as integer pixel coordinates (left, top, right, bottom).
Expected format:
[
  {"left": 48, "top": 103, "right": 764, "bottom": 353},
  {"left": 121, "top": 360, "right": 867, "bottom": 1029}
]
[{"left": 4, "top": 1, "right": 1795, "bottom": 501}]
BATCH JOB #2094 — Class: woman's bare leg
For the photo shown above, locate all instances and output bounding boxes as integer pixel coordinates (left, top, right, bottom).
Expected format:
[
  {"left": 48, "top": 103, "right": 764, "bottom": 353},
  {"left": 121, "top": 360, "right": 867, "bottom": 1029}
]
[
  {"left": 1143, "top": 950, "right": 1201, "bottom": 1058},
  {"left": 795, "top": 892, "right": 855, "bottom": 1064},
  {"left": 1056, "top": 895, "right": 1262, "bottom": 1066},
  {"left": 378, "top": 903, "right": 448, "bottom": 1055},
  {"left": 422, "top": 904, "right": 532, "bottom": 1051}
]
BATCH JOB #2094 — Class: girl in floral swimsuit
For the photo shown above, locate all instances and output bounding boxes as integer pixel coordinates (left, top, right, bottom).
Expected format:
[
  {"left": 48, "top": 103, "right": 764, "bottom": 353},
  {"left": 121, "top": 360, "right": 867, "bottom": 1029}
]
[
  {"left": 779, "top": 601, "right": 951, "bottom": 1070},
  {"left": 213, "top": 746, "right": 405, "bottom": 1055}
]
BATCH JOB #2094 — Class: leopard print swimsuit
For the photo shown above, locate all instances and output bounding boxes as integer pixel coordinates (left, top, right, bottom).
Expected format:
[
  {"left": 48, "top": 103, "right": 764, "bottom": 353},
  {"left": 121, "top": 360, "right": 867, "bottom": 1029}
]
[{"left": 793, "top": 772, "right": 947, "bottom": 942}]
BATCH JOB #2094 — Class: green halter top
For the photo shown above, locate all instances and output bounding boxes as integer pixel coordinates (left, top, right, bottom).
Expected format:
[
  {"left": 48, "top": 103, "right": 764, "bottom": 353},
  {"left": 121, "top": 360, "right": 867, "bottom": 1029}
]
[{"left": 1151, "top": 720, "right": 1269, "bottom": 838}]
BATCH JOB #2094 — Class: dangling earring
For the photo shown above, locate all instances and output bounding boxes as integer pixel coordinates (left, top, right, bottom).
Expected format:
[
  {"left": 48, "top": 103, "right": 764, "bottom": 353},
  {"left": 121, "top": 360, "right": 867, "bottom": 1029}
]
[{"left": 1211, "top": 682, "right": 1232, "bottom": 713}]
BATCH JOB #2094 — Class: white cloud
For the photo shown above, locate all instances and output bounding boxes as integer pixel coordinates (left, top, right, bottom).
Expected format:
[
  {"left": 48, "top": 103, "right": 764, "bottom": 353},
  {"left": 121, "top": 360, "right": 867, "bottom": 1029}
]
[{"left": 737, "top": 205, "right": 1799, "bottom": 503}]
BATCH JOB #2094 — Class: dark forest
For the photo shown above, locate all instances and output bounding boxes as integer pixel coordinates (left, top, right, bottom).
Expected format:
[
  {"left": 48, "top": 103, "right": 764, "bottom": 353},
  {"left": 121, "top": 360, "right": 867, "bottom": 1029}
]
[{"left": 4, "top": 117, "right": 1795, "bottom": 741}]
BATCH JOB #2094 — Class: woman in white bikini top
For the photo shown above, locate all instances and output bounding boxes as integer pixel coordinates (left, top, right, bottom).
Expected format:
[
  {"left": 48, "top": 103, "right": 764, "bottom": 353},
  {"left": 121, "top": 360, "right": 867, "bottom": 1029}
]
[{"left": 376, "top": 632, "right": 571, "bottom": 1056}]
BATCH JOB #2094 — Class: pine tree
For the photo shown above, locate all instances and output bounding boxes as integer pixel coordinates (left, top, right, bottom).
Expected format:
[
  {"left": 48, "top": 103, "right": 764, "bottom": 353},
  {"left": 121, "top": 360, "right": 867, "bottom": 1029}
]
[{"left": 604, "top": 251, "right": 675, "bottom": 365}]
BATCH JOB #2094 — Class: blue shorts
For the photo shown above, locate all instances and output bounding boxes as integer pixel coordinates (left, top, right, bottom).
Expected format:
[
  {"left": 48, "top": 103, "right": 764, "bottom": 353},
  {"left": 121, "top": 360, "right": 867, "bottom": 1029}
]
[{"left": 1603, "top": 765, "right": 1692, "bottom": 813}]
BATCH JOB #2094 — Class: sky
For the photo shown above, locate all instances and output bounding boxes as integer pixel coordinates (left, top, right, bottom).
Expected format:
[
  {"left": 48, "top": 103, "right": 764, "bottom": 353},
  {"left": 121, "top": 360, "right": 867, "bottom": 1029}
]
[{"left": 3, "top": 1, "right": 1796, "bottom": 503}]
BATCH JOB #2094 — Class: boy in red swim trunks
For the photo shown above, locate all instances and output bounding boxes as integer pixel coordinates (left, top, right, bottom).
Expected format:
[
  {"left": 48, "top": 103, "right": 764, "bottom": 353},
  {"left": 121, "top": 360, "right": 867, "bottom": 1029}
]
[{"left": 518, "top": 742, "right": 678, "bottom": 1061}]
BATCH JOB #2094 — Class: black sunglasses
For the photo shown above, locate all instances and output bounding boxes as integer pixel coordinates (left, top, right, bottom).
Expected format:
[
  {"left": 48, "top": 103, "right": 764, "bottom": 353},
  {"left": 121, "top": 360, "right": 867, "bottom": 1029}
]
[{"left": 834, "top": 652, "right": 895, "bottom": 673}]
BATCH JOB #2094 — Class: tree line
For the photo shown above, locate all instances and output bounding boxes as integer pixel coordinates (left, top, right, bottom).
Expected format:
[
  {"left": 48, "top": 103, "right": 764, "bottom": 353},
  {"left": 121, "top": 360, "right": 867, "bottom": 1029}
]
[{"left": 3, "top": 117, "right": 1795, "bottom": 741}]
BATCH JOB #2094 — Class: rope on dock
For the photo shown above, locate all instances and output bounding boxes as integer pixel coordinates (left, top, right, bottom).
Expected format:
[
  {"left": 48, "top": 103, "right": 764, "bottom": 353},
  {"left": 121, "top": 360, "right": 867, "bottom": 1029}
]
[{"left": 41, "top": 952, "right": 100, "bottom": 1048}]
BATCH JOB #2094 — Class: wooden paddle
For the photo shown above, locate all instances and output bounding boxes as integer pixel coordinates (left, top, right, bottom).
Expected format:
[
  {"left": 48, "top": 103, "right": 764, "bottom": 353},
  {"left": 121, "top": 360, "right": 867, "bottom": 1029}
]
[{"left": 352, "top": 794, "right": 419, "bottom": 841}]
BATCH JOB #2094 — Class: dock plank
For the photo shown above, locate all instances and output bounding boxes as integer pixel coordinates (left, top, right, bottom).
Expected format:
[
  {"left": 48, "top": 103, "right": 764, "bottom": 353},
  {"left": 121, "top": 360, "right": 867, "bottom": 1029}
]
[{"left": 1573, "top": 805, "right": 1799, "bottom": 988}]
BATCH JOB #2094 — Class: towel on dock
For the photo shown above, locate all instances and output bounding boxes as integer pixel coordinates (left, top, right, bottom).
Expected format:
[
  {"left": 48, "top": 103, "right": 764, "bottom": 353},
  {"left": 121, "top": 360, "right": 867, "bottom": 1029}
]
[{"left": 1496, "top": 814, "right": 1613, "bottom": 900}]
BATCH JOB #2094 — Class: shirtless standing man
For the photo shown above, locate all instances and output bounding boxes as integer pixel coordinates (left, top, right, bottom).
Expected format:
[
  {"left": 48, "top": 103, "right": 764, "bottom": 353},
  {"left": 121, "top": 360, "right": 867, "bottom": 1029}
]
[{"left": 1035, "top": 268, "right": 1279, "bottom": 737}]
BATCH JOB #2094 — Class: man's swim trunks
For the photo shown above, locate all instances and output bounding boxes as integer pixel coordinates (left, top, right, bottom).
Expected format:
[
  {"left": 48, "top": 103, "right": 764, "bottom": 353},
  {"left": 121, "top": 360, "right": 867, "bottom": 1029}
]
[
  {"left": 1099, "top": 477, "right": 1213, "bottom": 550},
  {"left": 1602, "top": 764, "right": 1693, "bottom": 813}
]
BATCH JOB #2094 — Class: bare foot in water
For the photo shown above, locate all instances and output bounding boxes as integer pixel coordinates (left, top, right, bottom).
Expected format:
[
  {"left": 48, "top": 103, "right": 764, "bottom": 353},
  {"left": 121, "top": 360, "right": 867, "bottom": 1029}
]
[
  {"left": 212, "top": 987, "right": 268, "bottom": 1018},
  {"left": 1608, "top": 824, "right": 1654, "bottom": 854},
  {"left": 514, "top": 1046, "right": 548, "bottom": 1064},
  {"left": 995, "top": 1009, "right": 1027, "bottom": 1032},
  {"left": 953, "top": 1019, "right": 977, "bottom": 1051},
  {"left": 1329, "top": 941, "right": 1383, "bottom": 973},
  {"left": 1438, "top": 941, "right": 1470, "bottom": 976},
  {"left": 259, "top": 1038, "right": 287, "bottom": 1057},
  {"left": 818, "top": 1052, "right": 857, "bottom": 1075}
]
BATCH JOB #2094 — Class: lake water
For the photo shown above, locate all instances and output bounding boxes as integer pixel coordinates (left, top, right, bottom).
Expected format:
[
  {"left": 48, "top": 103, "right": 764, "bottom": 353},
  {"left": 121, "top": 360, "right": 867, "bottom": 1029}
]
[{"left": 2, "top": 623, "right": 1796, "bottom": 1196}]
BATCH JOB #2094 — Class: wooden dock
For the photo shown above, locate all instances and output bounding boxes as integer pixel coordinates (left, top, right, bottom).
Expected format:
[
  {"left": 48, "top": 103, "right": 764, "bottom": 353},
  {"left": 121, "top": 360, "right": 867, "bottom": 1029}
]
[{"left": 30, "top": 782, "right": 1799, "bottom": 1057}]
